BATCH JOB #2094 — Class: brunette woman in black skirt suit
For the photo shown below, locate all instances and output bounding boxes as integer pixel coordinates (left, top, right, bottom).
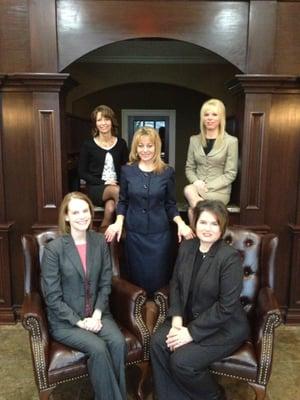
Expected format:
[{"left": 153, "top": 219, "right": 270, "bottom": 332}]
[{"left": 79, "top": 105, "right": 128, "bottom": 228}]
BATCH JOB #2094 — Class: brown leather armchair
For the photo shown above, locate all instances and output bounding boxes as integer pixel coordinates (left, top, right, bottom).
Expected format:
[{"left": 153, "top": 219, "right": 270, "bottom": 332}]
[
  {"left": 153, "top": 228, "right": 282, "bottom": 400},
  {"left": 21, "top": 231, "right": 151, "bottom": 400}
]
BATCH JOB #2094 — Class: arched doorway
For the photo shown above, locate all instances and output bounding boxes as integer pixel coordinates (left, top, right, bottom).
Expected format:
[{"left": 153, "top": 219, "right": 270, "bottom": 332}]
[{"left": 62, "top": 39, "right": 241, "bottom": 204}]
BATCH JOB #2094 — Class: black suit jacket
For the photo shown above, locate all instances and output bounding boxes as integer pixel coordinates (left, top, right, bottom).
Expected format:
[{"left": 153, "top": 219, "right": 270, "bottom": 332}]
[
  {"left": 41, "top": 231, "right": 112, "bottom": 331},
  {"left": 168, "top": 238, "right": 249, "bottom": 345}
]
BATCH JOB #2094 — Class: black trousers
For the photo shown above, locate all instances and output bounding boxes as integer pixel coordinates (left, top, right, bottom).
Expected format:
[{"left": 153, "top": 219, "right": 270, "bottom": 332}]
[
  {"left": 151, "top": 320, "right": 240, "bottom": 400},
  {"left": 52, "top": 315, "right": 127, "bottom": 400}
]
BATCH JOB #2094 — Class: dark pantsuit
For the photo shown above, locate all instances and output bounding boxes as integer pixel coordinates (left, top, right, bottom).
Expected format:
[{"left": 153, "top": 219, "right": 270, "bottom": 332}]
[
  {"left": 151, "top": 321, "right": 240, "bottom": 400},
  {"left": 52, "top": 316, "right": 127, "bottom": 400}
]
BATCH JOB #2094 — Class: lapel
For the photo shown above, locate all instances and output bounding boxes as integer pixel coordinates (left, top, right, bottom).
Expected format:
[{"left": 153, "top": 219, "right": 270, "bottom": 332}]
[
  {"left": 63, "top": 234, "right": 85, "bottom": 279},
  {"left": 196, "top": 240, "right": 223, "bottom": 284},
  {"left": 63, "top": 231, "right": 97, "bottom": 280},
  {"left": 182, "top": 239, "right": 223, "bottom": 307},
  {"left": 86, "top": 231, "right": 97, "bottom": 279},
  {"left": 207, "top": 133, "right": 228, "bottom": 157},
  {"left": 181, "top": 239, "right": 200, "bottom": 305}
]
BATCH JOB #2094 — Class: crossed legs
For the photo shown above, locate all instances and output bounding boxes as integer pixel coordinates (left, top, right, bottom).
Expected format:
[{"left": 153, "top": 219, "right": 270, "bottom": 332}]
[
  {"left": 183, "top": 184, "right": 204, "bottom": 225},
  {"left": 101, "top": 185, "right": 120, "bottom": 227}
]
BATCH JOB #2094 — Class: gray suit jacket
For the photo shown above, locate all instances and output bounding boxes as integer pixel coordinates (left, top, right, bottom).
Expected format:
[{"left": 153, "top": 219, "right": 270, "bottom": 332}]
[
  {"left": 41, "top": 231, "right": 112, "bottom": 331},
  {"left": 167, "top": 238, "right": 249, "bottom": 345},
  {"left": 185, "top": 132, "right": 238, "bottom": 204}
]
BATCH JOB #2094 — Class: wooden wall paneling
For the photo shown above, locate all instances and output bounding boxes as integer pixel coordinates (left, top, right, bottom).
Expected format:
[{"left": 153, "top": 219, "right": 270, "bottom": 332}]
[
  {"left": 0, "top": 224, "right": 15, "bottom": 323},
  {"left": 247, "top": 1, "right": 277, "bottom": 74},
  {"left": 0, "top": 75, "right": 6, "bottom": 221},
  {"left": 0, "top": 1, "right": 31, "bottom": 73},
  {"left": 57, "top": 0, "right": 248, "bottom": 72},
  {"left": 29, "top": 0, "right": 58, "bottom": 72},
  {"left": 275, "top": 2, "right": 300, "bottom": 75},
  {"left": 238, "top": 92, "right": 271, "bottom": 226},
  {"left": 0, "top": 76, "right": 15, "bottom": 323},
  {"left": 33, "top": 93, "right": 62, "bottom": 224}
]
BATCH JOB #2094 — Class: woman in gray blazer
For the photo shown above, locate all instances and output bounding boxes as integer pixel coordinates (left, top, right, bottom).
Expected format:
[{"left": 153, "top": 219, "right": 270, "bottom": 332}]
[
  {"left": 41, "top": 192, "right": 126, "bottom": 400},
  {"left": 184, "top": 99, "right": 238, "bottom": 223},
  {"left": 151, "top": 200, "right": 249, "bottom": 400}
]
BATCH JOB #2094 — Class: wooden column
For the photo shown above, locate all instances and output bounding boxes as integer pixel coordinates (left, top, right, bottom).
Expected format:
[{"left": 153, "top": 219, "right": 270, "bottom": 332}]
[
  {"left": 229, "top": 75, "right": 300, "bottom": 318},
  {"left": 0, "top": 74, "right": 68, "bottom": 321},
  {"left": 2, "top": 73, "right": 69, "bottom": 229},
  {"left": 0, "top": 75, "right": 14, "bottom": 323}
]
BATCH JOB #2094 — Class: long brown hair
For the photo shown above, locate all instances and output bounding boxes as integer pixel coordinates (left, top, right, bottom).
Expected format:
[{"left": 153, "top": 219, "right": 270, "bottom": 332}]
[
  {"left": 90, "top": 105, "right": 118, "bottom": 137},
  {"left": 129, "top": 127, "right": 167, "bottom": 173},
  {"left": 58, "top": 192, "right": 94, "bottom": 234}
]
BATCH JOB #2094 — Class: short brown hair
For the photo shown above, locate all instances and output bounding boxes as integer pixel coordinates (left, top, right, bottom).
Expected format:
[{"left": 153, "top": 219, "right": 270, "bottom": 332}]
[
  {"left": 129, "top": 127, "right": 167, "bottom": 173},
  {"left": 193, "top": 200, "right": 228, "bottom": 236},
  {"left": 90, "top": 105, "right": 119, "bottom": 137},
  {"left": 58, "top": 192, "right": 94, "bottom": 234}
]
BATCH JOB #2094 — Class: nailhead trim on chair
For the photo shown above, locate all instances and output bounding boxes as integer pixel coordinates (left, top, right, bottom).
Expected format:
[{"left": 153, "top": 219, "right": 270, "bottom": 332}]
[
  {"left": 152, "top": 290, "right": 282, "bottom": 386},
  {"left": 23, "top": 316, "right": 48, "bottom": 390},
  {"left": 134, "top": 294, "right": 151, "bottom": 360},
  {"left": 258, "top": 312, "right": 281, "bottom": 385},
  {"left": 153, "top": 292, "right": 168, "bottom": 333}
]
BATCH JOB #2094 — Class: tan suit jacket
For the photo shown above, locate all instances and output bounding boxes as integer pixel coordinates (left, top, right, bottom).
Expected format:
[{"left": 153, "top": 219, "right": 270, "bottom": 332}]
[{"left": 185, "top": 132, "right": 238, "bottom": 204}]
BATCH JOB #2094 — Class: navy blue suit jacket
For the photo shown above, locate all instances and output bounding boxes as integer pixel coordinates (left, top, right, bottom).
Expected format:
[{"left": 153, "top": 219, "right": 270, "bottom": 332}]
[{"left": 117, "top": 164, "right": 179, "bottom": 234}]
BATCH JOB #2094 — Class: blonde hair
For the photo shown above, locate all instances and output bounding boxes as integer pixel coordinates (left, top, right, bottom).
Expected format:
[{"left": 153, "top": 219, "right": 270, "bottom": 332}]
[
  {"left": 129, "top": 127, "right": 167, "bottom": 173},
  {"left": 199, "top": 99, "right": 226, "bottom": 148},
  {"left": 58, "top": 192, "right": 94, "bottom": 234}
]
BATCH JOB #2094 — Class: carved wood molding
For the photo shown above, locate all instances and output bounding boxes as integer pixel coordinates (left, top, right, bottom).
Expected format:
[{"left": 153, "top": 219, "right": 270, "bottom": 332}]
[
  {"left": 228, "top": 74, "right": 300, "bottom": 94},
  {"left": 0, "top": 73, "right": 69, "bottom": 92}
]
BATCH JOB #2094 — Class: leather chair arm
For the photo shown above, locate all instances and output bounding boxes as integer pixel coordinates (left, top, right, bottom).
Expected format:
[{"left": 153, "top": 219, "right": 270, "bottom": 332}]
[
  {"left": 22, "top": 292, "right": 50, "bottom": 342},
  {"left": 255, "top": 286, "right": 282, "bottom": 344},
  {"left": 111, "top": 277, "right": 149, "bottom": 345},
  {"left": 253, "top": 286, "right": 282, "bottom": 385},
  {"left": 22, "top": 292, "right": 50, "bottom": 388}
]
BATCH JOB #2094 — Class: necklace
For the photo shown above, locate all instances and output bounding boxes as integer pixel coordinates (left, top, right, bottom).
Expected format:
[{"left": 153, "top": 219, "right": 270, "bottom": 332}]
[{"left": 95, "top": 136, "right": 116, "bottom": 149}]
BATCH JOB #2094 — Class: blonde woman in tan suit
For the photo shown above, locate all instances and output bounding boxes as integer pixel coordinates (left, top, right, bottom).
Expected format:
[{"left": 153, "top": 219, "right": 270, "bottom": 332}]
[{"left": 184, "top": 99, "right": 238, "bottom": 223}]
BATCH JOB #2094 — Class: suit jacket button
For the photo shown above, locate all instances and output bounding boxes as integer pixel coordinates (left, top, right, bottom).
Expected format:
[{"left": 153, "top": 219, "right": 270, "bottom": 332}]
[
  {"left": 193, "top": 313, "right": 199, "bottom": 318},
  {"left": 142, "top": 209, "right": 147, "bottom": 213}
]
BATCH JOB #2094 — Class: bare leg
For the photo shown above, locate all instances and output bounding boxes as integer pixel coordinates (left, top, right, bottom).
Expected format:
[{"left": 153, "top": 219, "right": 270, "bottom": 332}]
[
  {"left": 183, "top": 184, "right": 204, "bottom": 225},
  {"left": 101, "top": 185, "right": 120, "bottom": 227}
]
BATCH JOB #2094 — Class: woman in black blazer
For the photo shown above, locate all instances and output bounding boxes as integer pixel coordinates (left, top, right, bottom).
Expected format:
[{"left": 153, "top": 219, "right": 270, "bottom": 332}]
[
  {"left": 105, "top": 127, "right": 194, "bottom": 296},
  {"left": 79, "top": 105, "right": 128, "bottom": 228},
  {"left": 151, "top": 200, "right": 250, "bottom": 400},
  {"left": 41, "top": 192, "right": 126, "bottom": 400}
]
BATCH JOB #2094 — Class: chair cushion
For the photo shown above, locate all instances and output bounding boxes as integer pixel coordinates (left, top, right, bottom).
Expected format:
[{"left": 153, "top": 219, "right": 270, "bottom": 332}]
[
  {"left": 48, "top": 341, "right": 88, "bottom": 385},
  {"left": 48, "top": 326, "right": 144, "bottom": 384},
  {"left": 210, "top": 340, "right": 258, "bottom": 381}
]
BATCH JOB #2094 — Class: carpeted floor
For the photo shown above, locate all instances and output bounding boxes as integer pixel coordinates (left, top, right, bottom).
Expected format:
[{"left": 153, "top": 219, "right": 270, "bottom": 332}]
[{"left": 0, "top": 324, "right": 299, "bottom": 400}]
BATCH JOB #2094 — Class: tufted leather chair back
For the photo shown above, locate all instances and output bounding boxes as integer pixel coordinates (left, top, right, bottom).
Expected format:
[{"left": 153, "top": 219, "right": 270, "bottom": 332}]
[
  {"left": 223, "top": 228, "right": 278, "bottom": 319},
  {"left": 23, "top": 231, "right": 59, "bottom": 297}
]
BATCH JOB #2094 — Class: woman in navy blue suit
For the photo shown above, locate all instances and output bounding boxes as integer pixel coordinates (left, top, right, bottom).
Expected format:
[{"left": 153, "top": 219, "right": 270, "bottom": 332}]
[
  {"left": 105, "top": 127, "right": 194, "bottom": 296},
  {"left": 41, "top": 192, "right": 127, "bottom": 400}
]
